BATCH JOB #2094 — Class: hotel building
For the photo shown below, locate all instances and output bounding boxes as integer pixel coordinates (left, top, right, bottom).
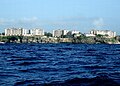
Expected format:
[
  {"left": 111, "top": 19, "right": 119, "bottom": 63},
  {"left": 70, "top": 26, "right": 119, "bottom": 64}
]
[
  {"left": 53, "top": 29, "right": 69, "bottom": 37},
  {"left": 53, "top": 29, "right": 63, "bottom": 37},
  {"left": 5, "top": 28, "right": 27, "bottom": 36},
  {"left": 30, "top": 28, "right": 44, "bottom": 36},
  {"left": 90, "top": 30, "right": 116, "bottom": 38}
]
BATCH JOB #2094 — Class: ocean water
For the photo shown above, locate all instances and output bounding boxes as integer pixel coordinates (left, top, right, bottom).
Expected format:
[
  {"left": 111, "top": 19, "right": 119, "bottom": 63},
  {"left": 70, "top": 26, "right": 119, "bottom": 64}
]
[{"left": 0, "top": 43, "right": 120, "bottom": 86}]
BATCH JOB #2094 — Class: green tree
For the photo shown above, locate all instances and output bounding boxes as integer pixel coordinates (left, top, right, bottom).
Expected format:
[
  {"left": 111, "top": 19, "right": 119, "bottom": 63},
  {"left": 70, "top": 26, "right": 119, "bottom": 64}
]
[
  {"left": 44, "top": 32, "right": 52, "bottom": 37},
  {"left": 7, "top": 36, "right": 18, "bottom": 43},
  {"left": 18, "top": 36, "right": 23, "bottom": 43},
  {"left": 96, "top": 34, "right": 104, "bottom": 37},
  {"left": 2, "top": 33, "right": 5, "bottom": 35}
]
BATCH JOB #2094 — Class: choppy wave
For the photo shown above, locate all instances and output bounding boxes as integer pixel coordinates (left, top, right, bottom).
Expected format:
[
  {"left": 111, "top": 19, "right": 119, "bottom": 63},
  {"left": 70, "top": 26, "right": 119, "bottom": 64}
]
[
  {"left": 14, "top": 76, "right": 119, "bottom": 86},
  {"left": 0, "top": 43, "right": 120, "bottom": 86}
]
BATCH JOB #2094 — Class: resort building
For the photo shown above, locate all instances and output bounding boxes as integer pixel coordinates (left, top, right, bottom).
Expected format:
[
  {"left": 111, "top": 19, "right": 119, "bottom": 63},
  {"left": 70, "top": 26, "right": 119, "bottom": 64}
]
[
  {"left": 90, "top": 30, "right": 116, "bottom": 38},
  {"left": 53, "top": 29, "right": 69, "bottom": 37},
  {"left": 5, "top": 28, "right": 27, "bottom": 36},
  {"left": 31, "top": 28, "right": 44, "bottom": 36},
  {"left": 53, "top": 29, "right": 63, "bottom": 37},
  {"left": 62, "top": 30, "right": 69, "bottom": 35},
  {"left": 68, "top": 30, "right": 80, "bottom": 35},
  {"left": 84, "top": 33, "right": 96, "bottom": 37}
]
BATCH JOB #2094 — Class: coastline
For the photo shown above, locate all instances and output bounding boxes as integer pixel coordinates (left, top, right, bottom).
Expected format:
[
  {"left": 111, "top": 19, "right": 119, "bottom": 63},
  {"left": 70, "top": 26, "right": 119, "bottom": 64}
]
[{"left": 0, "top": 35, "right": 120, "bottom": 44}]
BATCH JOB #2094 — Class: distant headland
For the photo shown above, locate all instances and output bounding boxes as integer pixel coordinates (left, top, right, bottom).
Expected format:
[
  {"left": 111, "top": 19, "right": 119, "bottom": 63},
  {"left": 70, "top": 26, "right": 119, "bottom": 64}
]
[{"left": 0, "top": 28, "right": 120, "bottom": 44}]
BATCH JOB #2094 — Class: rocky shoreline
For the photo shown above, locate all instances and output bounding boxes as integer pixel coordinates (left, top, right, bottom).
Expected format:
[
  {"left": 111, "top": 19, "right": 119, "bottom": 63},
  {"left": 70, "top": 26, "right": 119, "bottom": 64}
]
[{"left": 0, "top": 35, "right": 120, "bottom": 44}]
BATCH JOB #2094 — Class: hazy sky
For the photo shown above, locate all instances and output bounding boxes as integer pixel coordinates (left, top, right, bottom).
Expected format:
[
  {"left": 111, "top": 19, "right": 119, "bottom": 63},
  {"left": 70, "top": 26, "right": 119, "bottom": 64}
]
[{"left": 0, "top": 0, "right": 120, "bottom": 34}]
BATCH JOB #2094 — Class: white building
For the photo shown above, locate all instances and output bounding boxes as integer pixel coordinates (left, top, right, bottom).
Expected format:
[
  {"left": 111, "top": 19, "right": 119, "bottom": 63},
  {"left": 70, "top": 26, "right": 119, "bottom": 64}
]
[
  {"left": 31, "top": 29, "right": 44, "bottom": 36},
  {"left": 67, "top": 30, "right": 80, "bottom": 36},
  {"left": 84, "top": 33, "right": 96, "bottom": 37},
  {"left": 53, "top": 29, "right": 81, "bottom": 37},
  {"left": 90, "top": 30, "right": 116, "bottom": 38},
  {"left": 5, "top": 28, "right": 27, "bottom": 36},
  {"left": 53, "top": 29, "right": 63, "bottom": 37},
  {"left": 53, "top": 29, "right": 69, "bottom": 37},
  {"left": 62, "top": 30, "right": 69, "bottom": 35}
]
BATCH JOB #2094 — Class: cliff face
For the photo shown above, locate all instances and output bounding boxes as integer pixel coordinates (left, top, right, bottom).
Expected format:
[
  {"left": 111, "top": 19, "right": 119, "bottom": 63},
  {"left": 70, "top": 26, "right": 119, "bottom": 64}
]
[
  {"left": 0, "top": 35, "right": 120, "bottom": 44},
  {"left": 72, "top": 36, "right": 120, "bottom": 44},
  {"left": 0, "top": 36, "right": 73, "bottom": 43}
]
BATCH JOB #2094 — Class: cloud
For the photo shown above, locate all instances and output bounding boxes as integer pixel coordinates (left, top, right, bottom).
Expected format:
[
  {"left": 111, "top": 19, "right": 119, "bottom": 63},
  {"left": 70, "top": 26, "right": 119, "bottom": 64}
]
[
  {"left": 0, "top": 18, "right": 15, "bottom": 25},
  {"left": 93, "top": 18, "right": 105, "bottom": 28},
  {"left": 0, "top": 17, "right": 42, "bottom": 29},
  {"left": 0, "top": 17, "right": 39, "bottom": 25},
  {"left": 0, "top": 17, "right": 108, "bottom": 33},
  {"left": 0, "top": 19, "right": 4, "bottom": 25},
  {"left": 18, "top": 17, "right": 39, "bottom": 23}
]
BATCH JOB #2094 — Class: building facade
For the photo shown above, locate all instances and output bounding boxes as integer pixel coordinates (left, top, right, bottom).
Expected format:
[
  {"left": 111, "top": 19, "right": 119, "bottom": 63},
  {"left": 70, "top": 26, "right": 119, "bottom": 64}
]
[
  {"left": 53, "top": 29, "right": 63, "bottom": 37},
  {"left": 67, "top": 30, "right": 80, "bottom": 36},
  {"left": 84, "top": 33, "right": 96, "bottom": 37},
  {"left": 31, "top": 29, "right": 44, "bottom": 36},
  {"left": 62, "top": 30, "right": 69, "bottom": 35},
  {"left": 53, "top": 29, "right": 69, "bottom": 37},
  {"left": 90, "top": 30, "right": 116, "bottom": 38},
  {"left": 5, "top": 28, "right": 27, "bottom": 36}
]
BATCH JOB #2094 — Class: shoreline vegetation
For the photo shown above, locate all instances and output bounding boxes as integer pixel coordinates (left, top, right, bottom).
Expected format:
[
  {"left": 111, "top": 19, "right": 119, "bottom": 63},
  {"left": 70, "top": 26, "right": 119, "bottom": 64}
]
[{"left": 0, "top": 35, "right": 120, "bottom": 44}]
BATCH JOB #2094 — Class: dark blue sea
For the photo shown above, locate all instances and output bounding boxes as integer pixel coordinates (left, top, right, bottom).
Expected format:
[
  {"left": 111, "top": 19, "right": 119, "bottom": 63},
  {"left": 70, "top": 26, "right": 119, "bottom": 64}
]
[{"left": 0, "top": 43, "right": 120, "bottom": 86}]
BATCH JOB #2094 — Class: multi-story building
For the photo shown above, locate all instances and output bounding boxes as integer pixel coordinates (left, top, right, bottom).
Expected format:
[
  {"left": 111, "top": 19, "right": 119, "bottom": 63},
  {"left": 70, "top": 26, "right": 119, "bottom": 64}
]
[
  {"left": 90, "top": 30, "right": 116, "bottom": 38},
  {"left": 53, "top": 29, "right": 69, "bottom": 37},
  {"left": 5, "top": 28, "right": 27, "bottom": 36},
  {"left": 84, "top": 33, "right": 95, "bottom": 37},
  {"left": 62, "top": 30, "right": 69, "bottom": 35},
  {"left": 53, "top": 29, "right": 63, "bottom": 37},
  {"left": 31, "top": 28, "right": 44, "bottom": 36},
  {"left": 67, "top": 30, "right": 80, "bottom": 36}
]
